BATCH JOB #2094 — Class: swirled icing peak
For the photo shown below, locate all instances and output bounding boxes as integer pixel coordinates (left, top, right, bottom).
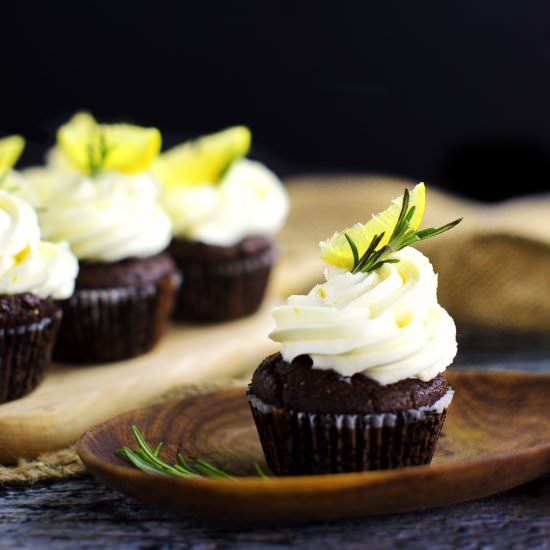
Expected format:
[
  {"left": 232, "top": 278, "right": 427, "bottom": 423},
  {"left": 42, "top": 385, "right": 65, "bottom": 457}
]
[
  {"left": 0, "top": 190, "right": 78, "bottom": 299},
  {"left": 21, "top": 168, "right": 172, "bottom": 262},
  {"left": 270, "top": 248, "right": 457, "bottom": 384},
  {"left": 270, "top": 184, "right": 460, "bottom": 384},
  {"left": 154, "top": 127, "right": 288, "bottom": 246}
]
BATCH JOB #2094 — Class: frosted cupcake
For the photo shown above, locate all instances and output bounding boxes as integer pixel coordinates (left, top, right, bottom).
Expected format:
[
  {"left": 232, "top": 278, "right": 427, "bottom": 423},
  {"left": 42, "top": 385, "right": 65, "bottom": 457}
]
[
  {"left": 154, "top": 127, "right": 289, "bottom": 322},
  {"left": 0, "top": 136, "right": 78, "bottom": 401},
  {"left": 22, "top": 113, "right": 179, "bottom": 363},
  {"left": 248, "top": 183, "right": 461, "bottom": 474}
]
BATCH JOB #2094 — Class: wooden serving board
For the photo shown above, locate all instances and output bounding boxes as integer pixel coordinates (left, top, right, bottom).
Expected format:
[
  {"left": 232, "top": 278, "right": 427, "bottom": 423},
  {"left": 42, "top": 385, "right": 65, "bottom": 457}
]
[{"left": 2, "top": 175, "right": 550, "bottom": 463}]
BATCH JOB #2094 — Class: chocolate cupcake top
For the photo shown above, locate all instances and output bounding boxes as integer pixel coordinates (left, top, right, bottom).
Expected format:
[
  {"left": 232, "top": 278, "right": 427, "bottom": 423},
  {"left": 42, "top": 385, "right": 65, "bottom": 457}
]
[
  {"left": 251, "top": 353, "right": 450, "bottom": 414},
  {"left": 20, "top": 112, "right": 172, "bottom": 263},
  {"left": 269, "top": 183, "right": 461, "bottom": 386},
  {"left": 153, "top": 127, "right": 289, "bottom": 246}
]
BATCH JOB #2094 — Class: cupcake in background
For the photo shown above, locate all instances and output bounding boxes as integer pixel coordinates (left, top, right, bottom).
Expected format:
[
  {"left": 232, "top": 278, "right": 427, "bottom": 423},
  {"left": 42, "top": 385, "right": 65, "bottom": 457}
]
[
  {"left": 22, "top": 113, "right": 180, "bottom": 363},
  {"left": 0, "top": 136, "right": 78, "bottom": 401},
  {"left": 154, "top": 126, "right": 289, "bottom": 322},
  {"left": 248, "top": 183, "right": 462, "bottom": 475},
  {"left": 0, "top": 135, "right": 27, "bottom": 193}
]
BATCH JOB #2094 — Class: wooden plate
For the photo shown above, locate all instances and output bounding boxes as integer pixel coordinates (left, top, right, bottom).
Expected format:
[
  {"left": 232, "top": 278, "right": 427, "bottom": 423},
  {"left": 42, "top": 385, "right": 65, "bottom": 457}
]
[{"left": 77, "top": 369, "right": 550, "bottom": 525}]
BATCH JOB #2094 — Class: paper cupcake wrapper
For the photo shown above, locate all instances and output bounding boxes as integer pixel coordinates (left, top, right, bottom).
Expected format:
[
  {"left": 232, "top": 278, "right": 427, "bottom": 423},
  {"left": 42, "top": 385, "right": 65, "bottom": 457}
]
[
  {"left": 248, "top": 389, "right": 454, "bottom": 475},
  {"left": 54, "top": 272, "right": 181, "bottom": 364},
  {"left": 0, "top": 310, "right": 62, "bottom": 403},
  {"left": 172, "top": 245, "right": 275, "bottom": 322}
]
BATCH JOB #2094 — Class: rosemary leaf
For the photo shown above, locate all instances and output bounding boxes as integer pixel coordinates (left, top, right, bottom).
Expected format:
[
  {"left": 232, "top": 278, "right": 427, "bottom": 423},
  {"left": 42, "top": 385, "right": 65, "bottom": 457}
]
[
  {"left": 344, "top": 233, "right": 359, "bottom": 268},
  {"left": 117, "top": 426, "right": 268, "bottom": 480},
  {"left": 153, "top": 442, "right": 163, "bottom": 457},
  {"left": 194, "top": 458, "right": 234, "bottom": 480},
  {"left": 345, "top": 190, "right": 461, "bottom": 275},
  {"left": 118, "top": 447, "right": 173, "bottom": 477},
  {"left": 254, "top": 463, "right": 268, "bottom": 479}
]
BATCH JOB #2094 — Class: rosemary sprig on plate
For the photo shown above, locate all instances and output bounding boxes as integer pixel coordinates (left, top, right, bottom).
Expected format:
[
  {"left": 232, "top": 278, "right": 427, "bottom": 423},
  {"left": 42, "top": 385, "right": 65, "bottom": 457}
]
[
  {"left": 117, "top": 425, "right": 268, "bottom": 480},
  {"left": 346, "top": 189, "right": 462, "bottom": 274}
]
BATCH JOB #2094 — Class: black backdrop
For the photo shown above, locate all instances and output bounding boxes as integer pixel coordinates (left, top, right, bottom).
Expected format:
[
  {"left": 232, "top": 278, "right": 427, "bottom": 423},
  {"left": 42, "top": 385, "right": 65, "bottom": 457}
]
[{"left": 3, "top": 1, "right": 550, "bottom": 201}]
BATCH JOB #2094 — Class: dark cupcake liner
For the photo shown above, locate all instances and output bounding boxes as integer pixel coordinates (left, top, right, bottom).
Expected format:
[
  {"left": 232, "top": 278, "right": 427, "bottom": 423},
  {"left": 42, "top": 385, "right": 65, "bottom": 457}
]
[
  {"left": 54, "top": 272, "right": 181, "bottom": 364},
  {"left": 0, "top": 310, "right": 62, "bottom": 404},
  {"left": 172, "top": 245, "right": 275, "bottom": 322},
  {"left": 247, "top": 389, "right": 454, "bottom": 475}
]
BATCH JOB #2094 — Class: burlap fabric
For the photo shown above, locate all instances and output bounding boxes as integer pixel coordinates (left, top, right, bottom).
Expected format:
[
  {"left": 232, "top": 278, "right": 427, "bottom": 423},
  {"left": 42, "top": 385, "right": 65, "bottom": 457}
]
[{"left": 426, "top": 233, "right": 550, "bottom": 332}]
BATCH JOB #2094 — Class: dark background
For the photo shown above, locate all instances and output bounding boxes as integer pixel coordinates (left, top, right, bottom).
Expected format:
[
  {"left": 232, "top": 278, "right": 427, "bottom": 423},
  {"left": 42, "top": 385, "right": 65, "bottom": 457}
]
[{"left": 2, "top": 1, "right": 550, "bottom": 201}]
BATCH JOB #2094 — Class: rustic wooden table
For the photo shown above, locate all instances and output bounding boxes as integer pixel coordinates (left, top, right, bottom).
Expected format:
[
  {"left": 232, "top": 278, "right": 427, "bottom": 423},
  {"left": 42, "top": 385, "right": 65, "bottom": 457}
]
[{"left": 1, "top": 333, "right": 550, "bottom": 549}]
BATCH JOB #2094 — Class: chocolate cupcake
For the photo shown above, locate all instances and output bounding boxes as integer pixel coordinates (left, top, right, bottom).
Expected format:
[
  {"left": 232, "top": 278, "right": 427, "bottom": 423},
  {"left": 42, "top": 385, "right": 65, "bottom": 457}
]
[
  {"left": 0, "top": 185, "right": 78, "bottom": 403},
  {"left": 248, "top": 183, "right": 461, "bottom": 475},
  {"left": 54, "top": 253, "right": 179, "bottom": 363},
  {"left": 22, "top": 112, "right": 179, "bottom": 363},
  {"left": 154, "top": 126, "right": 288, "bottom": 322},
  {"left": 168, "top": 236, "right": 274, "bottom": 322},
  {"left": 249, "top": 354, "right": 453, "bottom": 474}
]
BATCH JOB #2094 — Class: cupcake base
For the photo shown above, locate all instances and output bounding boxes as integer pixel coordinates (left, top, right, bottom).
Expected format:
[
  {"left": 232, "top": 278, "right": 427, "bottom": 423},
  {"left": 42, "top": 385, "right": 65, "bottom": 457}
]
[
  {"left": 0, "top": 296, "right": 61, "bottom": 404},
  {"left": 248, "top": 390, "right": 453, "bottom": 475},
  {"left": 54, "top": 255, "right": 180, "bottom": 364},
  {"left": 169, "top": 236, "right": 275, "bottom": 322}
]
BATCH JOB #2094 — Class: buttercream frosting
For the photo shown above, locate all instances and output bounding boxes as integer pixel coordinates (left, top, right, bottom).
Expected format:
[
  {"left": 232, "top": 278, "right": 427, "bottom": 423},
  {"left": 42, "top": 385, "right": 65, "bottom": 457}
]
[
  {"left": 0, "top": 190, "right": 78, "bottom": 299},
  {"left": 21, "top": 165, "right": 171, "bottom": 262},
  {"left": 160, "top": 158, "right": 289, "bottom": 246},
  {"left": 270, "top": 247, "right": 457, "bottom": 385}
]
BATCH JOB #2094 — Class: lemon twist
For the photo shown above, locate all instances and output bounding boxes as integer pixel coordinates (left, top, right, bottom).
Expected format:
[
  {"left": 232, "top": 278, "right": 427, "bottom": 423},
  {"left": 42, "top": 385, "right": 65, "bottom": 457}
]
[
  {"left": 57, "top": 112, "right": 161, "bottom": 176},
  {"left": 0, "top": 135, "right": 25, "bottom": 181},
  {"left": 320, "top": 183, "right": 461, "bottom": 272},
  {"left": 153, "top": 126, "right": 251, "bottom": 188}
]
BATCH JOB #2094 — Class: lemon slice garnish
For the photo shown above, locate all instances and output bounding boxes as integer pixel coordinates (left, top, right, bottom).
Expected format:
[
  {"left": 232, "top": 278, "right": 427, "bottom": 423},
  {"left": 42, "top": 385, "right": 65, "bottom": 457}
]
[
  {"left": 57, "top": 112, "right": 161, "bottom": 176},
  {"left": 320, "top": 183, "right": 426, "bottom": 270},
  {"left": 153, "top": 126, "right": 251, "bottom": 187},
  {"left": 0, "top": 135, "right": 25, "bottom": 178}
]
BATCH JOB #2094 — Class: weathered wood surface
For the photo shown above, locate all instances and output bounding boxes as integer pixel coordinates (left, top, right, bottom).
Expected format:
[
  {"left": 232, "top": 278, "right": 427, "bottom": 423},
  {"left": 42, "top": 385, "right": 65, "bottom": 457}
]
[
  {"left": 0, "top": 470, "right": 549, "bottom": 549},
  {"left": 2, "top": 355, "right": 550, "bottom": 548}
]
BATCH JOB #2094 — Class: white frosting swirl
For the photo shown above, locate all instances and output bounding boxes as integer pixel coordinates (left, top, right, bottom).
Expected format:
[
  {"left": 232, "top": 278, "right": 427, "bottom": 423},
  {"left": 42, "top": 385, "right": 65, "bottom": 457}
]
[
  {"left": 0, "top": 190, "right": 78, "bottom": 299},
  {"left": 161, "top": 158, "right": 289, "bottom": 246},
  {"left": 21, "top": 166, "right": 171, "bottom": 262},
  {"left": 270, "top": 247, "right": 457, "bottom": 385}
]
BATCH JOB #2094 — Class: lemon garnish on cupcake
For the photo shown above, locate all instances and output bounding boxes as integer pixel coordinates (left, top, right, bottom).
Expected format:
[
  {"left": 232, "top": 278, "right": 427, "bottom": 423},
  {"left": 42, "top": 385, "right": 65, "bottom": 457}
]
[
  {"left": 0, "top": 135, "right": 25, "bottom": 182},
  {"left": 57, "top": 112, "right": 161, "bottom": 176},
  {"left": 320, "top": 183, "right": 461, "bottom": 272},
  {"left": 153, "top": 126, "right": 251, "bottom": 187}
]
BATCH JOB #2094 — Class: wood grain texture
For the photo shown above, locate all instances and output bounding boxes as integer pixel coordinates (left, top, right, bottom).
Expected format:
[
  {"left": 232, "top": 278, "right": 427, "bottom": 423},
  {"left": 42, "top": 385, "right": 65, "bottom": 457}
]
[
  {"left": 2, "top": 174, "right": 550, "bottom": 465},
  {"left": 0, "top": 304, "right": 278, "bottom": 464},
  {"left": 77, "top": 369, "right": 550, "bottom": 525}
]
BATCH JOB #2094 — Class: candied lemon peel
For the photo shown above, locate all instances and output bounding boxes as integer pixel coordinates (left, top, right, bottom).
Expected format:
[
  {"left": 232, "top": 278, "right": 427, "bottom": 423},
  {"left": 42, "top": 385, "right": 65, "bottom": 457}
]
[
  {"left": 57, "top": 112, "right": 161, "bottom": 176},
  {"left": 153, "top": 126, "right": 251, "bottom": 188},
  {"left": 0, "top": 135, "right": 25, "bottom": 179},
  {"left": 320, "top": 183, "right": 426, "bottom": 270}
]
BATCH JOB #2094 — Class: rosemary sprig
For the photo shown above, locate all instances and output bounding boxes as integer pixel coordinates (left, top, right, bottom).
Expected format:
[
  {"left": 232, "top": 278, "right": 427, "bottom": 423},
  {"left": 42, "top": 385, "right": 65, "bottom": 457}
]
[
  {"left": 117, "top": 425, "right": 268, "bottom": 480},
  {"left": 88, "top": 129, "right": 110, "bottom": 177},
  {"left": 347, "top": 189, "right": 462, "bottom": 274}
]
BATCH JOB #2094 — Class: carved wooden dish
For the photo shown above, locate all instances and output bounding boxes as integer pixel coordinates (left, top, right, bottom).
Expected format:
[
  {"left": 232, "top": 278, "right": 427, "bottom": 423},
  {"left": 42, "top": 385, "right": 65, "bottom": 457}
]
[{"left": 77, "top": 369, "right": 550, "bottom": 525}]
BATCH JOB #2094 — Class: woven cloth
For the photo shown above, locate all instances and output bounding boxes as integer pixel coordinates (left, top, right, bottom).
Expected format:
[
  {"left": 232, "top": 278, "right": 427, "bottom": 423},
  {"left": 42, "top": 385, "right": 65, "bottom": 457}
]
[{"left": 425, "top": 233, "right": 550, "bottom": 332}]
